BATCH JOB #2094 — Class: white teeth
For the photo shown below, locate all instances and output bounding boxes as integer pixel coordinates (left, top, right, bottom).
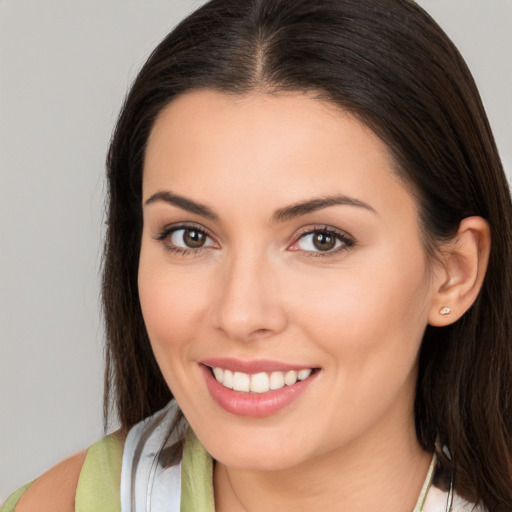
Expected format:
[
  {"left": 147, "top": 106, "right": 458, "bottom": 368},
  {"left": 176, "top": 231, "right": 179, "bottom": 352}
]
[
  {"left": 233, "top": 372, "right": 250, "bottom": 392},
  {"left": 211, "top": 367, "right": 314, "bottom": 393},
  {"left": 250, "top": 372, "right": 269, "bottom": 393},
  {"left": 298, "top": 369, "right": 312, "bottom": 380},
  {"left": 223, "top": 369, "right": 234, "bottom": 389},
  {"left": 269, "top": 371, "right": 285, "bottom": 390},
  {"left": 284, "top": 370, "right": 297, "bottom": 386}
]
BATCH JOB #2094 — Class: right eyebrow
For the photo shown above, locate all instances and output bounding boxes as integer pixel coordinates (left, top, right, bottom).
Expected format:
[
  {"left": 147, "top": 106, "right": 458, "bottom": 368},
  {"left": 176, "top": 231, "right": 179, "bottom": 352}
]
[
  {"left": 271, "top": 194, "right": 377, "bottom": 223},
  {"left": 143, "top": 190, "right": 218, "bottom": 220}
]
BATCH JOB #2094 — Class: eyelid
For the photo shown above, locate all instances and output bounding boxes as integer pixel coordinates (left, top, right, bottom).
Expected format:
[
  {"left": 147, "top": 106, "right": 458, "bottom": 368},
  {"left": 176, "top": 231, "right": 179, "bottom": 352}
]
[{"left": 288, "top": 224, "right": 355, "bottom": 255}]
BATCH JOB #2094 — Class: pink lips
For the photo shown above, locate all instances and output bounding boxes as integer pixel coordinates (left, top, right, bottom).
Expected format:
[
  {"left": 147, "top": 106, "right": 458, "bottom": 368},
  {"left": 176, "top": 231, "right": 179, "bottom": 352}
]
[{"left": 200, "top": 358, "right": 319, "bottom": 418}]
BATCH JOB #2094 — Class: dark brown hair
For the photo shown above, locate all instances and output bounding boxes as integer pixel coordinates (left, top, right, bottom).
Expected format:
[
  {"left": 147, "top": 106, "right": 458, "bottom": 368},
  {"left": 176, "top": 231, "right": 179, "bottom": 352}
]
[{"left": 102, "top": 0, "right": 512, "bottom": 508}]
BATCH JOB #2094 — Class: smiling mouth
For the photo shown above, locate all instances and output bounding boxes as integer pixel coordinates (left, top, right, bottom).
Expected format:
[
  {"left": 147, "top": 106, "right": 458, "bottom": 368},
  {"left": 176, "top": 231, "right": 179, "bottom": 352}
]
[{"left": 206, "top": 366, "right": 317, "bottom": 393}]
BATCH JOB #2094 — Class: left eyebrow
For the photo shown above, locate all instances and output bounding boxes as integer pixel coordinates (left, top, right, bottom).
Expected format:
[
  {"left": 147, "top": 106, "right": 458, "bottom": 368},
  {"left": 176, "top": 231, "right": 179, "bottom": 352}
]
[
  {"left": 271, "top": 195, "right": 377, "bottom": 223},
  {"left": 144, "top": 190, "right": 218, "bottom": 220}
]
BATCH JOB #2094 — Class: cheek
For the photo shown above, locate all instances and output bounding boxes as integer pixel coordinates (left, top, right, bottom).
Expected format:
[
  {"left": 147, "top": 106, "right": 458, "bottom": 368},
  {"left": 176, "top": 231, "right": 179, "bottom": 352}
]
[
  {"left": 286, "top": 253, "right": 430, "bottom": 444},
  {"left": 138, "top": 257, "right": 218, "bottom": 406},
  {"left": 138, "top": 254, "right": 212, "bottom": 361}
]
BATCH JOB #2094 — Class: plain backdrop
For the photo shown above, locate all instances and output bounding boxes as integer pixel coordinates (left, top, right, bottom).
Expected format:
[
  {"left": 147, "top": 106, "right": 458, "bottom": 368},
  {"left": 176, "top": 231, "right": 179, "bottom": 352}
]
[{"left": 0, "top": 0, "right": 510, "bottom": 501}]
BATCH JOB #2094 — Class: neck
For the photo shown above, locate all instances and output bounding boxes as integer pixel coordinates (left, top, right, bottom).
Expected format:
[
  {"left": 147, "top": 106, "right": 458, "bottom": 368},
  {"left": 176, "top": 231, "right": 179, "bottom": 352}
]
[{"left": 213, "top": 412, "right": 431, "bottom": 512}]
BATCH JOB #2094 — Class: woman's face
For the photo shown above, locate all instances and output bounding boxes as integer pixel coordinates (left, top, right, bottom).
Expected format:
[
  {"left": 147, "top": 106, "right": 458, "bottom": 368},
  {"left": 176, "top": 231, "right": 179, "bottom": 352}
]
[{"left": 139, "top": 90, "right": 439, "bottom": 470}]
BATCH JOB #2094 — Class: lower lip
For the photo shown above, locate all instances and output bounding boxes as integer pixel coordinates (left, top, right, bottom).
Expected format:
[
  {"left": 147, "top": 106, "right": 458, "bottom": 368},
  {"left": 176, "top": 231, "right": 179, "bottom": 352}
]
[{"left": 201, "top": 365, "right": 318, "bottom": 418}]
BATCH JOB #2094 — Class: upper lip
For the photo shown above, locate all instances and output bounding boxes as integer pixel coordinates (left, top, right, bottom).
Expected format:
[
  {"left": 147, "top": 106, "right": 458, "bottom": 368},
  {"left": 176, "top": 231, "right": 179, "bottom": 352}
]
[{"left": 200, "top": 357, "right": 316, "bottom": 374}]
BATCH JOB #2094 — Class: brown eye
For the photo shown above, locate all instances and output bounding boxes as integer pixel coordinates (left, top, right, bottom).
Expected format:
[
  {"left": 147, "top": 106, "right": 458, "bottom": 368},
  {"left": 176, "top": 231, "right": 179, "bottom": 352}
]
[
  {"left": 168, "top": 227, "right": 212, "bottom": 249},
  {"left": 312, "top": 232, "right": 336, "bottom": 251},
  {"left": 183, "top": 229, "right": 206, "bottom": 248}
]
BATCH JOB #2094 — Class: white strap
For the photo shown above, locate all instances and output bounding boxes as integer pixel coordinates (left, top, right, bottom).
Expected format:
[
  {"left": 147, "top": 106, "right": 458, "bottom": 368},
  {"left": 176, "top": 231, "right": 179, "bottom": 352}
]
[{"left": 120, "top": 401, "right": 185, "bottom": 512}]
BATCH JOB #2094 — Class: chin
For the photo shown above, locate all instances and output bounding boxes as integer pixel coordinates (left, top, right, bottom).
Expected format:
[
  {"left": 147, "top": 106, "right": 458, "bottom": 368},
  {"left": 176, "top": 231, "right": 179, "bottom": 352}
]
[{"left": 200, "top": 427, "right": 313, "bottom": 472}]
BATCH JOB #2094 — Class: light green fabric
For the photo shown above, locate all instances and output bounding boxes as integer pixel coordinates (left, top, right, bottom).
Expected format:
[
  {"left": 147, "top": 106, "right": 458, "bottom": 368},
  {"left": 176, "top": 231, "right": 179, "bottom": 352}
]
[
  {"left": 181, "top": 429, "right": 215, "bottom": 512},
  {"left": 0, "top": 430, "right": 214, "bottom": 512},
  {"left": 75, "top": 432, "right": 123, "bottom": 512}
]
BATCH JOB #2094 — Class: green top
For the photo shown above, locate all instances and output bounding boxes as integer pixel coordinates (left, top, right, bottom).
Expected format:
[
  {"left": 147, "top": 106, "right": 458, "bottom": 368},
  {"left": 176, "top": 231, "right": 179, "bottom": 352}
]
[
  {"left": 0, "top": 430, "right": 214, "bottom": 512},
  {"left": 75, "top": 432, "right": 123, "bottom": 512},
  {"left": 180, "top": 429, "right": 216, "bottom": 512}
]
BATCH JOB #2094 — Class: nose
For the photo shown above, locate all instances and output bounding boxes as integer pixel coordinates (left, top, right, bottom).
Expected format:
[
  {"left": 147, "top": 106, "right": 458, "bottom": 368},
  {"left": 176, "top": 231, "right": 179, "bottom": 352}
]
[{"left": 212, "top": 251, "right": 288, "bottom": 343}]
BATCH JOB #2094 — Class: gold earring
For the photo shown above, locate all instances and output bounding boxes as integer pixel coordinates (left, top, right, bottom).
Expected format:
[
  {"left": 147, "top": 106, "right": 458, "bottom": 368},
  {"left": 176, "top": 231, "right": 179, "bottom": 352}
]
[{"left": 439, "top": 307, "right": 451, "bottom": 315}]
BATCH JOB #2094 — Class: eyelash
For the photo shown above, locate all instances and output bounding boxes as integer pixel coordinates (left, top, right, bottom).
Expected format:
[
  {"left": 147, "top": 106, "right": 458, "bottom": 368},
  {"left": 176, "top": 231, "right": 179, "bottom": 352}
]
[{"left": 154, "top": 223, "right": 355, "bottom": 257}]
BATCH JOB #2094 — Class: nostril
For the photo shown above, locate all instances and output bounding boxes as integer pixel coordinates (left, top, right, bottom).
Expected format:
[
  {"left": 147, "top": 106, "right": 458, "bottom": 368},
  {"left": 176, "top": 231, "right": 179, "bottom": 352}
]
[{"left": 250, "top": 328, "right": 271, "bottom": 337}]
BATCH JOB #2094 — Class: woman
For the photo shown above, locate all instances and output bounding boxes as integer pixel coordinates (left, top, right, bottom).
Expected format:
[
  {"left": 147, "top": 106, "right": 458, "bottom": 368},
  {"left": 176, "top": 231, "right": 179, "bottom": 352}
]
[{"left": 4, "top": 0, "right": 511, "bottom": 510}]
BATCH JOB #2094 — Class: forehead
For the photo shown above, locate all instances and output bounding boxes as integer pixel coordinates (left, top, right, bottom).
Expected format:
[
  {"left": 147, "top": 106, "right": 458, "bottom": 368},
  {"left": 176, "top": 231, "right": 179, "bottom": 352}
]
[{"left": 143, "top": 89, "right": 416, "bottom": 223}]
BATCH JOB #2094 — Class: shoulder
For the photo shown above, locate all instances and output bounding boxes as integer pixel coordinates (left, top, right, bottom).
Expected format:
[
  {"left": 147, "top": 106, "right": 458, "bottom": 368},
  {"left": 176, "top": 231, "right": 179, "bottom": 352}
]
[
  {"left": 14, "top": 450, "right": 87, "bottom": 512},
  {"left": 5, "top": 432, "right": 125, "bottom": 512}
]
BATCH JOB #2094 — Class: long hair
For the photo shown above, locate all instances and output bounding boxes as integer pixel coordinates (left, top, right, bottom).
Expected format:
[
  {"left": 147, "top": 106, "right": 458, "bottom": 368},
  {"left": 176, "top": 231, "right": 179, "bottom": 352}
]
[{"left": 102, "top": 0, "right": 512, "bottom": 508}]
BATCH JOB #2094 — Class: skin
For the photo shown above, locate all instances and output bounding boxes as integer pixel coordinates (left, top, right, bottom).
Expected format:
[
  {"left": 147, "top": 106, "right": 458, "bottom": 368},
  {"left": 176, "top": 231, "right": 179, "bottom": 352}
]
[
  {"left": 15, "top": 450, "right": 87, "bottom": 512},
  {"left": 138, "top": 90, "right": 488, "bottom": 511}
]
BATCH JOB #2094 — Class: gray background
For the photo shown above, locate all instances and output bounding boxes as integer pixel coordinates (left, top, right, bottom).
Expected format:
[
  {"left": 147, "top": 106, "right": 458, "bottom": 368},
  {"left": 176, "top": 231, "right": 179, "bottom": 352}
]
[{"left": 0, "top": 0, "right": 510, "bottom": 501}]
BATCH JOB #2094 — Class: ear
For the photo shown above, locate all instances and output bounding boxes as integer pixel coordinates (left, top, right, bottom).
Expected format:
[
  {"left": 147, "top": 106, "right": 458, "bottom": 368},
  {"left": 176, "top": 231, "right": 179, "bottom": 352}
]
[{"left": 428, "top": 216, "right": 491, "bottom": 327}]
